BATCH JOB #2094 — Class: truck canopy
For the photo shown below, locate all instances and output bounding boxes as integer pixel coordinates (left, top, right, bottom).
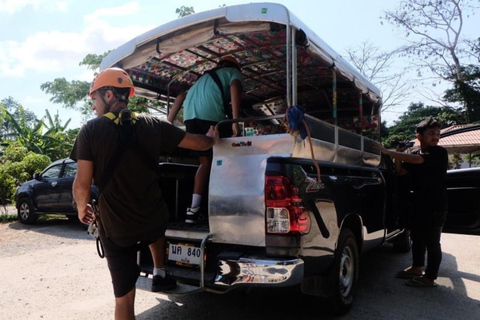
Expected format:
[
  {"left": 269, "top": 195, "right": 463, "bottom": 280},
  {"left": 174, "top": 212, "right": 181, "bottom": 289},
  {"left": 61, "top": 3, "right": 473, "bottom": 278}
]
[{"left": 100, "top": 2, "right": 382, "bottom": 131}]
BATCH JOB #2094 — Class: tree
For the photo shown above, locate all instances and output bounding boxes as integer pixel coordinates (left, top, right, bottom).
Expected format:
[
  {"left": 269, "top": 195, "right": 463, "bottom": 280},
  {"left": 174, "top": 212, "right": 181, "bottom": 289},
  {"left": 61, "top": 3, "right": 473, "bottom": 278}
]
[
  {"left": 1, "top": 106, "right": 75, "bottom": 160},
  {"left": 444, "top": 38, "right": 480, "bottom": 122},
  {"left": 41, "top": 51, "right": 165, "bottom": 120},
  {"left": 176, "top": 6, "right": 195, "bottom": 17},
  {"left": 344, "top": 41, "right": 412, "bottom": 111},
  {"left": 40, "top": 52, "right": 111, "bottom": 117},
  {"left": 449, "top": 153, "right": 464, "bottom": 169},
  {"left": 383, "top": 0, "right": 480, "bottom": 121},
  {"left": 1, "top": 97, "right": 36, "bottom": 141},
  {"left": 382, "top": 102, "right": 465, "bottom": 148}
]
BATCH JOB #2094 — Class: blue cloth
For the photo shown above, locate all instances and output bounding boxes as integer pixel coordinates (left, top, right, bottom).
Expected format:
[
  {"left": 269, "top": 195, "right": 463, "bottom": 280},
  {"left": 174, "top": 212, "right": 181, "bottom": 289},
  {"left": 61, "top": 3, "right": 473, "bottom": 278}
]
[{"left": 287, "top": 105, "right": 309, "bottom": 140}]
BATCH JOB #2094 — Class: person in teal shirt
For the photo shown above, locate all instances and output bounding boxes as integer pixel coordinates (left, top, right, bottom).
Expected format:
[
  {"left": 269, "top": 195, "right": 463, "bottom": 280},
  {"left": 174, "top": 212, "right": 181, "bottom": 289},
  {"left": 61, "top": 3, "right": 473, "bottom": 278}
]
[{"left": 168, "top": 56, "right": 244, "bottom": 223}]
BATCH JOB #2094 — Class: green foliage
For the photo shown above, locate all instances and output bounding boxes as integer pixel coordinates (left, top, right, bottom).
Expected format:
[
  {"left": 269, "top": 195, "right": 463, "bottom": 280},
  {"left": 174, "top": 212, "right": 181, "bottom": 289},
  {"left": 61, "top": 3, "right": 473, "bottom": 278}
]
[
  {"left": 40, "top": 78, "right": 90, "bottom": 111},
  {"left": 0, "top": 213, "right": 17, "bottom": 223},
  {"left": 40, "top": 50, "right": 167, "bottom": 117},
  {"left": 2, "top": 143, "right": 28, "bottom": 162},
  {"left": 0, "top": 144, "right": 50, "bottom": 206},
  {"left": 1, "top": 105, "right": 73, "bottom": 160},
  {"left": 80, "top": 52, "right": 111, "bottom": 71},
  {"left": 383, "top": 1, "right": 479, "bottom": 123},
  {"left": 22, "top": 153, "right": 51, "bottom": 178},
  {"left": 176, "top": 6, "right": 195, "bottom": 17},
  {"left": 465, "top": 153, "right": 480, "bottom": 168},
  {"left": 39, "top": 51, "right": 111, "bottom": 117},
  {"left": 382, "top": 102, "right": 466, "bottom": 148},
  {"left": 1, "top": 97, "right": 36, "bottom": 141},
  {"left": 0, "top": 168, "right": 16, "bottom": 205},
  {"left": 444, "top": 39, "right": 480, "bottom": 122},
  {"left": 449, "top": 153, "right": 463, "bottom": 169}
]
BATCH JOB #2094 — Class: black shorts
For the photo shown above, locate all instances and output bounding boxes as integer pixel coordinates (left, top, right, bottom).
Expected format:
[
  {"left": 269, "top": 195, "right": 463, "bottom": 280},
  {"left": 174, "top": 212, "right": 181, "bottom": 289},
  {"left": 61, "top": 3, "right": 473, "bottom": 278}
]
[
  {"left": 184, "top": 118, "right": 232, "bottom": 157},
  {"left": 99, "top": 225, "right": 166, "bottom": 298}
]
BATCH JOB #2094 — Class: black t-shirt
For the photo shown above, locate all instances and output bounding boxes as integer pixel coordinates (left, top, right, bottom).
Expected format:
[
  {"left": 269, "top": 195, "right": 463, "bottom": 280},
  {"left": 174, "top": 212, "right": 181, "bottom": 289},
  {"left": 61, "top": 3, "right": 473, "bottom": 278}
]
[
  {"left": 402, "top": 146, "right": 448, "bottom": 213},
  {"left": 70, "top": 112, "right": 186, "bottom": 238}
]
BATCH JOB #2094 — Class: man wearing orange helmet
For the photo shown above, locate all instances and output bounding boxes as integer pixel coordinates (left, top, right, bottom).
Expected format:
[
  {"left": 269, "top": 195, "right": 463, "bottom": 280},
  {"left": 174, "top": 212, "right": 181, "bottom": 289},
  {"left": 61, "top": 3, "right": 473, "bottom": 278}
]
[
  {"left": 168, "top": 56, "right": 243, "bottom": 224},
  {"left": 71, "top": 67, "right": 219, "bottom": 320}
]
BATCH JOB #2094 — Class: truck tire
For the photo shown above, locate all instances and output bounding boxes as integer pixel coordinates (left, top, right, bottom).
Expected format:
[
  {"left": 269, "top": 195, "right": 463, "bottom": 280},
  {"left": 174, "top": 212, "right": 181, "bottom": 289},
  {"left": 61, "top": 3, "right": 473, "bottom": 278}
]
[
  {"left": 328, "top": 229, "right": 359, "bottom": 314},
  {"left": 17, "top": 198, "right": 38, "bottom": 225}
]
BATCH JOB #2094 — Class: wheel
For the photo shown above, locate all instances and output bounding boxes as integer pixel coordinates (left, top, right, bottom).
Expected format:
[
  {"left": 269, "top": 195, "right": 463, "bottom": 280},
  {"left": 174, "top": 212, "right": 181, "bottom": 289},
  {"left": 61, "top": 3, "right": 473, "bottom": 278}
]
[
  {"left": 393, "top": 229, "right": 411, "bottom": 253},
  {"left": 17, "top": 198, "right": 38, "bottom": 224},
  {"left": 327, "top": 229, "right": 359, "bottom": 314}
]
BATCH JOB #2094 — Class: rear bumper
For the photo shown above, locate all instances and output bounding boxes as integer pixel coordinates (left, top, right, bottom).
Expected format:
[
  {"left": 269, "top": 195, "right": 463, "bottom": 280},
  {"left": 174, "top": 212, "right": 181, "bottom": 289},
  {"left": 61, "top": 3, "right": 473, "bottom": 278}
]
[{"left": 215, "top": 256, "right": 304, "bottom": 287}]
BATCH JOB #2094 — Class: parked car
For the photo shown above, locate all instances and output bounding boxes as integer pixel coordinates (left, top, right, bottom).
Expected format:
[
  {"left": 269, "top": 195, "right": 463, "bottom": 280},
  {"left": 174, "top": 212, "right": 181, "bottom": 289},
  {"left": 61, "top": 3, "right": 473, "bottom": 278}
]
[{"left": 14, "top": 158, "right": 98, "bottom": 224}]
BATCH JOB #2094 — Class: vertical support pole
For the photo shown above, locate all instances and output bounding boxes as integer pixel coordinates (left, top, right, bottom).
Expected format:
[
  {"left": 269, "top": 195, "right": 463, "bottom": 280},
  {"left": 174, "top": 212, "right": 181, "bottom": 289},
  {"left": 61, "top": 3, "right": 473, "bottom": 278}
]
[
  {"left": 358, "top": 91, "right": 363, "bottom": 118},
  {"left": 286, "top": 25, "right": 292, "bottom": 108},
  {"left": 332, "top": 66, "right": 337, "bottom": 126},
  {"left": 291, "top": 28, "right": 297, "bottom": 107}
]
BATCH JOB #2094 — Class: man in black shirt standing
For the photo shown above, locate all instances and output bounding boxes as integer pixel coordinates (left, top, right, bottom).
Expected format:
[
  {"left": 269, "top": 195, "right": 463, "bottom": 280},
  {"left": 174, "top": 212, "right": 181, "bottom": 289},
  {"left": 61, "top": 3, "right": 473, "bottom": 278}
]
[
  {"left": 377, "top": 118, "right": 448, "bottom": 287},
  {"left": 71, "top": 68, "right": 219, "bottom": 320}
]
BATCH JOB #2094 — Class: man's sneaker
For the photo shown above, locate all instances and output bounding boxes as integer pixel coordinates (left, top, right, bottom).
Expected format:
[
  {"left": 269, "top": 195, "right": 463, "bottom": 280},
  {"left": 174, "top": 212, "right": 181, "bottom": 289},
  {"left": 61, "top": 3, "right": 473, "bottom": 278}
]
[
  {"left": 185, "top": 206, "right": 200, "bottom": 224},
  {"left": 152, "top": 274, "right": 176, "bottom": 292}
]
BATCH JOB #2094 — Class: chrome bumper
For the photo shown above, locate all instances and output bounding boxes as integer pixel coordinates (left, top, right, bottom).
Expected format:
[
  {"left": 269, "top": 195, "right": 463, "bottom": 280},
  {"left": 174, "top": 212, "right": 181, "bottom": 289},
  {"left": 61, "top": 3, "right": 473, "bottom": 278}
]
[{"left": 215, "top": 257, "right": 304, "bottom": 287}]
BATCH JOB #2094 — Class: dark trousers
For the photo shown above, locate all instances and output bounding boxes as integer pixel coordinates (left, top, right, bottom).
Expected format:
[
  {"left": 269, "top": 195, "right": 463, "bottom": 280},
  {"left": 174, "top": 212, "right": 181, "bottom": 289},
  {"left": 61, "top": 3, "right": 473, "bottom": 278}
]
[
  {"left": 411, "top": 226, "right": 443, "bottom": 280},
  {"left": 411, "top": 210, "right": 446, "bottom": 280}
]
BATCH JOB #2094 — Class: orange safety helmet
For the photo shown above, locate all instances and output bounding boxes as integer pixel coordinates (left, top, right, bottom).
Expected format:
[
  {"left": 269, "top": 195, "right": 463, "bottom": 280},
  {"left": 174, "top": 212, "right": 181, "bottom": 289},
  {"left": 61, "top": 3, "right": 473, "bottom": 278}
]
[
  {"left": 218, "top": 55, "right": 241, "bottom": 70},
  {"left": 89, "top": 68, "right": 135, "bottom": 98}
]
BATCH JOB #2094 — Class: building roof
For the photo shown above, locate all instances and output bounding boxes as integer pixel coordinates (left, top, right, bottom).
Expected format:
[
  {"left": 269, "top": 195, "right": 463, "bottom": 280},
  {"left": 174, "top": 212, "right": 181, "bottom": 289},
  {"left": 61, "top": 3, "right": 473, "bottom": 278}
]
[{"left": 412, "top": 124, "right": 480, "bottom": 154}]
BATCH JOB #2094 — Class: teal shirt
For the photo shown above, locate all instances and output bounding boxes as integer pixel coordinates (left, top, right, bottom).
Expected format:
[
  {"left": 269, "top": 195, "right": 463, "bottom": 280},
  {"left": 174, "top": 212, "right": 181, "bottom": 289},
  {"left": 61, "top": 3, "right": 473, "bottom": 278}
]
[{"left": 184, "top": 67, "right": 243, "bottom": 122}]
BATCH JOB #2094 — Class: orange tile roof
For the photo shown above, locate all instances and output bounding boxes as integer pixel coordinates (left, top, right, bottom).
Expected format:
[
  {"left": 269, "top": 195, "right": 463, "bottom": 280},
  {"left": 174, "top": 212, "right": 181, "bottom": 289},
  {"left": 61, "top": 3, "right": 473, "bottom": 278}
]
[
  {"left": 410, "top": 125, "right": 480, "bottom": 153},
  {"left": 439, "top": 125, "right": 480, "bottom": 153}
]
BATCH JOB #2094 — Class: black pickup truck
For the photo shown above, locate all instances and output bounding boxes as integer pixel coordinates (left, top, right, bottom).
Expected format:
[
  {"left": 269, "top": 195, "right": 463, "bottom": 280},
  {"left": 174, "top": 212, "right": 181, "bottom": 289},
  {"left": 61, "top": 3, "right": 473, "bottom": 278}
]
[{"left": 99, "top": 3, "right": 479, "bottom": 315}]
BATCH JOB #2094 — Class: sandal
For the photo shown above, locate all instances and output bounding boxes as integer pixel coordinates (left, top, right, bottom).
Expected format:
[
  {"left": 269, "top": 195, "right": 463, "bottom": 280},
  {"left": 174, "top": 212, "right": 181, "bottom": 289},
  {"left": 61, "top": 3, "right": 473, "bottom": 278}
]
[
  {"left": 395, "top": 270, "right": 424, "bottom": 279},
  {"left": 405, "top": 276, "right": 437, "bottom": 287}
]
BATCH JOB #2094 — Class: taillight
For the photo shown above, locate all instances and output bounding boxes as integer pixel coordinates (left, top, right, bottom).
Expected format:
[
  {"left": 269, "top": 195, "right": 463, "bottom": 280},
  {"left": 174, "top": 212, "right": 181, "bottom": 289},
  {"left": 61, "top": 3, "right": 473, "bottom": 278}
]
[{"left": 265, "top": 175, "right": 311, "bottom": 234}]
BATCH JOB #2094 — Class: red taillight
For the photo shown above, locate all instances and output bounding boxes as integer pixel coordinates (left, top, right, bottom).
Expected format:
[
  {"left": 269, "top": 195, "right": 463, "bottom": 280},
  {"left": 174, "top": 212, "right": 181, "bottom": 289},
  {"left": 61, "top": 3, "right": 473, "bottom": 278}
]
[{"left": 265, "top": 175, "right": 311, "bottom": 234}]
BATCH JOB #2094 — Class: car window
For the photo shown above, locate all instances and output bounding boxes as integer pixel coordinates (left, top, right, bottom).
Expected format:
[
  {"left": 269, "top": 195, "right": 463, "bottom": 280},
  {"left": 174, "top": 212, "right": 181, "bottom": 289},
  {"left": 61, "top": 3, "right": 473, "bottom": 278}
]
[
  {"left": 42, "top": 164, "right": 62, "bottom": 179},
  {"left": 63, "top": 162, "right": 77, "bottom": 178}
]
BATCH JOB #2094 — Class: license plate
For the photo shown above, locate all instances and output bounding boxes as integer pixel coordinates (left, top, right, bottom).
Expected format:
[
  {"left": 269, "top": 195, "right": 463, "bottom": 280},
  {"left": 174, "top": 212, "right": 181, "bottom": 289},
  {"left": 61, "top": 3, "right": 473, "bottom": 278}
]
[{"left": 168, "top": 243, "right": 202, "bottom": 266}]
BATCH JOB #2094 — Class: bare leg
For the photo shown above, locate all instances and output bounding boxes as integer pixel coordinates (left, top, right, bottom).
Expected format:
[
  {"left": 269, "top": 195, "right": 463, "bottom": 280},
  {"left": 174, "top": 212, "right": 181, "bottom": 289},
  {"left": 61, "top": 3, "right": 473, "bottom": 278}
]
[
  {"left": 114, "top": 287, "right": 136, "bottom": 320},
  {"left": 193, "top": 155, "right": 212, "bottom": 196},
  {"left": 149, "top": 236, "right": 165, "bottom": 269}
]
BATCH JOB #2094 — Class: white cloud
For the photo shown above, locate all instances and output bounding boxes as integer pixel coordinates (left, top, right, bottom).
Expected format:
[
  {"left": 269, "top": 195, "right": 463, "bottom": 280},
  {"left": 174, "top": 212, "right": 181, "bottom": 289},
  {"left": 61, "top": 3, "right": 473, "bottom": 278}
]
[
  {"left": 0, "top": 13, "right": 152, "bottom": 78},
  {"left": 0, "top": 0, "right": 67, "bottom": 14},
  {"left": 84, "top": 1, "right": 139, "bottom": 22},
  {"left": 0, "top": 0, "right": 41, "bottom": 14}
]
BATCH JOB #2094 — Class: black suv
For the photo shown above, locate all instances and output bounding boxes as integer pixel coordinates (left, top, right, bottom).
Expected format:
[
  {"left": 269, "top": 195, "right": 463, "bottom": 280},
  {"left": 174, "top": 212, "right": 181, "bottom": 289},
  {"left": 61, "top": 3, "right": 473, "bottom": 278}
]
[{"left": 14, "top": 158, "right": 98, "bottom": 224}]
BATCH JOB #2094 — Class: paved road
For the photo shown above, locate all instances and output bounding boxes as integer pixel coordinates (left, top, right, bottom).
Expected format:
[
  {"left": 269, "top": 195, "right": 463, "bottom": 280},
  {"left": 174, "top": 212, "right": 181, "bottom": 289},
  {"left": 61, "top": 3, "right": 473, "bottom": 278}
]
[{"left": 0, "top": 218, "right": 479, "bottom": 320}]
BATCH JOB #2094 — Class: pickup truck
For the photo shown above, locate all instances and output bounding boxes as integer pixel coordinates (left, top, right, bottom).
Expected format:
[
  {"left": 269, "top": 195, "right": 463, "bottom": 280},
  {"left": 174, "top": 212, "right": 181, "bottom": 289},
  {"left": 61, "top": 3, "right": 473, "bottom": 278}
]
[{"left": 99, "top": 3, "right": 480, "bottom": 314}]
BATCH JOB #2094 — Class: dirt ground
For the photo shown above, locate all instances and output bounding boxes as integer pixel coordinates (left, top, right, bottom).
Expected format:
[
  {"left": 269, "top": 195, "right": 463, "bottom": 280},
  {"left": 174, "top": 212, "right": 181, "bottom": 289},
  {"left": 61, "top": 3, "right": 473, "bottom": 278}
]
[{"left": 1, "top": 216, "right": 479, "bottom": 320}]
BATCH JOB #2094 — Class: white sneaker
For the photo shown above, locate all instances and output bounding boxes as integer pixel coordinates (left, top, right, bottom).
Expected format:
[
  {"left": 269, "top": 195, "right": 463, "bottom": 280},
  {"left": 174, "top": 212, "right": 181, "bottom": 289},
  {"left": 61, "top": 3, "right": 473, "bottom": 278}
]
[{"left": 185, "top": 206, "right": 200, "bottom": 224}]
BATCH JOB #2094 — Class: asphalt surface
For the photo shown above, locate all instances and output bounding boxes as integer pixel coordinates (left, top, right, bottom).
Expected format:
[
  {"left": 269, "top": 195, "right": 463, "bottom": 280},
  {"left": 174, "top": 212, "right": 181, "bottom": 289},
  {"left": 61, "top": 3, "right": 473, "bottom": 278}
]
[{"left": 0, "top": 215, "right": 479, "bottom": 320}]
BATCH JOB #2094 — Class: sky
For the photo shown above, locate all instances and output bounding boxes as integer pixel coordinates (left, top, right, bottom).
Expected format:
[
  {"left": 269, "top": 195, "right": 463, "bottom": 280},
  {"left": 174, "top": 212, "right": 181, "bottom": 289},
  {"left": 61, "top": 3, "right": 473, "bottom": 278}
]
[{"left": 1, "top": 0, "right": 479, "bottom": 129}]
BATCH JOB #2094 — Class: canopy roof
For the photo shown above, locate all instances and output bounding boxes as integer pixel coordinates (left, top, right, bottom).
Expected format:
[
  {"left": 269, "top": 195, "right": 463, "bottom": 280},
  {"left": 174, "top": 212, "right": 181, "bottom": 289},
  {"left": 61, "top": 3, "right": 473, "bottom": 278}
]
[{"left": 100, "top": 2, "right": 382, "bottom": 121}]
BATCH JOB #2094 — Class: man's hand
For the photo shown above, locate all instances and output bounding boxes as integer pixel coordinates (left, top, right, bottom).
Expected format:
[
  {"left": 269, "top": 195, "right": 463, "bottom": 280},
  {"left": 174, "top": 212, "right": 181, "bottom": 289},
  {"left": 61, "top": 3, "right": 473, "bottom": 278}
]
[
  {"left": 206, "top": 125, "right": 220, "bottom": 145},
  {"left": 78, "top": 204, "right": 95, "bottom": 225},
  {"left": 231, "top": 123, "right": 239, "bottom": 137},
  {"left": 373, "top": 142, "right": 390, "bottom": 155}
]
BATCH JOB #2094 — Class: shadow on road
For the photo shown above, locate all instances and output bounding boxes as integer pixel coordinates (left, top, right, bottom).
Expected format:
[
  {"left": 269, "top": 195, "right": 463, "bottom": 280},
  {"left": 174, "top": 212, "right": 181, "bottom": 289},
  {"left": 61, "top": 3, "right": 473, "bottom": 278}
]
[
  {"left": 7, "top": 216, "right": 90, "bottom": 240},
  {"left": 135, "top": 242, "right": 480, "bottom": 320}
]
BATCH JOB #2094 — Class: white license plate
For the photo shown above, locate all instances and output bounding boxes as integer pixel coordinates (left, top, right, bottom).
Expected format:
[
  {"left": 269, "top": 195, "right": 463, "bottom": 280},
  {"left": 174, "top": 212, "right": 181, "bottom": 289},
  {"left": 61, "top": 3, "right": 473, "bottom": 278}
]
[{"left": 168, "top": 243, "right": 202, "bottom": 266}]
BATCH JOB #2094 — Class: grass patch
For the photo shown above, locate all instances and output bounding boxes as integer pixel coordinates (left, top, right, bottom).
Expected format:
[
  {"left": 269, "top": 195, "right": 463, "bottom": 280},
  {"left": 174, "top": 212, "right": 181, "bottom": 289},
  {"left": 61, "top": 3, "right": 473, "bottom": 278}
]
[{"left": 0, "top": 214, "right": 18, "bottom": 223}]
